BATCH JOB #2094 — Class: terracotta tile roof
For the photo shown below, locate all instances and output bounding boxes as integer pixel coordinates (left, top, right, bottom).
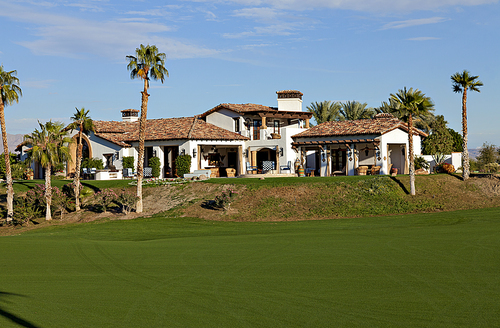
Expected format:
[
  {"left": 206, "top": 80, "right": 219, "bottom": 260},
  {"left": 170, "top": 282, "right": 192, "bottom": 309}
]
[
  {"left": 93, "top": 117, "right": 248, "bottom": 147},
  {"left": 199, "top": 103, "right": 312, "bottom": 120},
  {"left": 292, "top": 113, "right": 427, "bottom": 139}
]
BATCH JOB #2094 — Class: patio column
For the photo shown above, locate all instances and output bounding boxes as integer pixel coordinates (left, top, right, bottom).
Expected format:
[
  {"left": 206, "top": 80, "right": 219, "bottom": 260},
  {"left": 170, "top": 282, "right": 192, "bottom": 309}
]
[
  {"left": 327, "top": 145, "right": 331, "bottom": 177},
  {"left": 251, "top": 150, "right": 257, "bottom": 174},
  {"left": 197, "top": 144, "right": 202, "bottom": 170},
  {"left": 238, "top": 145, "right": 243, "bottom": 176},
  {"left": 305, "top": 118, "right": 310, "bottom": 129},
  {"left": 261, "top": 116, "right": 267, "bottom": 129},
  {"left": 275, "top": 146, "right": 280, "bottom": 174}
]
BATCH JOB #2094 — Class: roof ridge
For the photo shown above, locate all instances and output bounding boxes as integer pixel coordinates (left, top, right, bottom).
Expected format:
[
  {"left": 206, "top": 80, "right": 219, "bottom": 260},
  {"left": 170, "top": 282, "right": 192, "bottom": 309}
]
[{"left": 187, "top": 116, "right": 198, "bottom": 139}]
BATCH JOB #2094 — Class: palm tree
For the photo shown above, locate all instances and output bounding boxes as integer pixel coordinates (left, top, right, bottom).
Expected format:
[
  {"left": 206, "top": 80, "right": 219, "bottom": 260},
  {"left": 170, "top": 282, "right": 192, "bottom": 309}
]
[
  {"left": 126, "top": 44, "right": 168, "bottom": 213},
  {"left": 68, "top": 107, "right": 95, "bottom": 211},
  {"left": 390, "top": 87, "right": 434, "bottom": 196},
  {"left": 376, "top": 99, "right": 436, "bottom": 134},
  {"left": 0, "top": 65, "right": 22, "bottom": 222},
  {"left": 339, "top": 101, "right": 374, "bottom": 121},
  {"left": 306, "top": 101, "right": 341, "bottom": 125},
  {"left": 24, "top": 121, "right": 72, "bottom": 220},
  {"left": 451, "top": 70, "right": 483, "bottom": 181}
]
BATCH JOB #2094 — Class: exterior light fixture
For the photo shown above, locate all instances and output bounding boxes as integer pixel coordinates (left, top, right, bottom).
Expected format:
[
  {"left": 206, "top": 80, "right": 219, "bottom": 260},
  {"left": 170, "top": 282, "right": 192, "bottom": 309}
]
[
  {"left": 193, "top": 148, "right": 197, "bottom": 158},
  {"left": 181, "top": 149, "right": 185, "bottom": 156},
  {"left": 279, "top": 148, "right": 284, "bottom": 157}
]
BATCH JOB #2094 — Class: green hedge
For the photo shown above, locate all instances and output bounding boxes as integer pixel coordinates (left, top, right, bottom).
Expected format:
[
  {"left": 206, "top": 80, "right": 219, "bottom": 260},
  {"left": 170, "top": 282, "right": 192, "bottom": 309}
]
[
  {"left": 175, "top": 155, "right": 192, "bottom": 177},
  {"left": 149, "top": 157, "right": 161, "bottom": 178}
]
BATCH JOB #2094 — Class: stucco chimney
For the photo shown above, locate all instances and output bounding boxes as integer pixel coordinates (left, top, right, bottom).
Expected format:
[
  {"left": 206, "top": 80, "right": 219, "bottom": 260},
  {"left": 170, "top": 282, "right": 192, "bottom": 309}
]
[
  {"left": 277, "top": 90, "right": 303, "bottom": 112},
  {"left": 121, "top": 109, "right": 139, "bottom": 122}
]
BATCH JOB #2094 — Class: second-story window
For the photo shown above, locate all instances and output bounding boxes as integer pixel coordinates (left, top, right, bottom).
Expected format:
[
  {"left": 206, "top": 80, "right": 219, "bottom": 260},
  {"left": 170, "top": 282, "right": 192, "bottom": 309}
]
[
  {"left": 273, "top": 120, "right": 280, "bottom": 134},
  {"left": 253, "top": 120, "right": 261, "bottom": 140},
  {"left": 234, "top": 118, "right": 240, "bottom": 132}
]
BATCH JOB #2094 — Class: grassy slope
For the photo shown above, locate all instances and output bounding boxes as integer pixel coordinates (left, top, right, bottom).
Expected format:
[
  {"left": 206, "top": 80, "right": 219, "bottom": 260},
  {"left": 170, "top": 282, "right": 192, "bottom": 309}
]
[{"left": 1, "top": 208, "right": 500, "bottom": 327}]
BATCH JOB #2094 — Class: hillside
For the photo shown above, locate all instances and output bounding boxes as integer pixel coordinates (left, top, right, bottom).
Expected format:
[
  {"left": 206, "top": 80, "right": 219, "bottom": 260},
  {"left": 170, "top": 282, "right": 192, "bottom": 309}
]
[{"left": 0, "top": 133, "right": 24, "bottom": 153}]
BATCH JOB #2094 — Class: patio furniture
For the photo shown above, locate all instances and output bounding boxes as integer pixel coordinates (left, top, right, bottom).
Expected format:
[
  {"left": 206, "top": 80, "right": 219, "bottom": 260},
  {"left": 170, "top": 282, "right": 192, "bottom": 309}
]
[
  {"left": 226, "top": 168, "right": 236, "bottom": 177},
  {"left": 144, "top": 167, "right": 152, "bottom": 178},
  {"left": 123, "top": 168, "right": 135, "bottom": 178},
  {"left": 246, "top": 162, "right": 258, "bottom": 174},
  {"left": 280, "top": 161, "right": 292, "bottom": 174},
  {"left": 370, "top": 166, "right": 381, "bottom": 175},
  {"left": 306, "top": 168, "right": 315, "bottom": 177},
  {"left": 82, "top": 168, "right": 89, "bottom": 179},
  {"left": 262, "top": 161, "right": 275, "bottom": 173},
  {"left": 357, "top": 166, "right": 368, "bottom": 175},
  {"left": 332, "top": 166, "right": 346, "bottom": 176}
]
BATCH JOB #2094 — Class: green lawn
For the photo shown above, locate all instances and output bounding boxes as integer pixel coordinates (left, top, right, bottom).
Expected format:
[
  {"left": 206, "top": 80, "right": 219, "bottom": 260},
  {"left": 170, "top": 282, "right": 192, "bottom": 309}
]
[{"left": 1, "top": 208, "right": 500, "bottom": 327}]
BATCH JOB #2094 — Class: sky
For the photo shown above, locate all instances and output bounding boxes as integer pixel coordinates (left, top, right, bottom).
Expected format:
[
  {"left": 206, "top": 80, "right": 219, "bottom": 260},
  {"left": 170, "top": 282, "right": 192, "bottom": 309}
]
[{"left": 1, "top": 0, "right": 499, "bottom": 149}]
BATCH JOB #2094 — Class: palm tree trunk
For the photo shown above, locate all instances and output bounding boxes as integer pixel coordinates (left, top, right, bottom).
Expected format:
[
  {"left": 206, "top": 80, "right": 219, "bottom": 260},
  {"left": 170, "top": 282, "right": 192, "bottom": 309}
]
[
  {"left": 462, "top": 89, "right": 469, "bottom": 181},
  {"left": 74, "top": 128, "right": 83, "bottom": 211},
  {"left": 408, "top": 114, "right": 416, "bottom": 196},
  {"left": 0, "top": 99, "right": 14, "bottom": 221},
  {"left": 136, "top": 79, "right": 150, "bottom": 213},
  {"left": 45, "top": 166, "right": 52, "bottom": 221}
]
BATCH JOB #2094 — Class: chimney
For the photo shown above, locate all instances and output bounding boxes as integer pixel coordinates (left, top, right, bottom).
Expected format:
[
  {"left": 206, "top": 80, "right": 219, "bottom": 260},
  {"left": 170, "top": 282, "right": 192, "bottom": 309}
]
[
  {"left": 277, "top": 90, "right": 303, "bottom": 112},
  {"left": 121, "top": 109, "right": 139, "bottom": 122}
]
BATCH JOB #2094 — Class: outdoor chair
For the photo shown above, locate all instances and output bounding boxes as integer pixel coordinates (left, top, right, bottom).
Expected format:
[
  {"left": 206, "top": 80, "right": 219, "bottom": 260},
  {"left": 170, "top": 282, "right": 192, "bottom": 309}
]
[
  {"left": 82, "top": 168, "right": 89, "bottom": 179},
  {"left": 332, "top": 166, "right": 346, "bottom": 176},
  {"left": 246, "top": 162, "right": 258, "bottom": 174},
  {"left": 280, "top": 161, "right": 292, "bottom": 174},
  {"left": 356, "top": 166, "right": 368, "bottom": 176},
  {"left": 370, "top": 166, "right": 381, "bottom": 175}
]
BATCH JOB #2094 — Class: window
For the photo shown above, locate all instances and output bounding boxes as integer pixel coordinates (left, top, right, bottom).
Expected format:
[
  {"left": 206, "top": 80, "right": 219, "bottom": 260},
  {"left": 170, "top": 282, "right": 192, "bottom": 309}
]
[
  {"left": 253, "top": 120, "right": 261, "bottom": 140},
  {"left": 233, "top": 118, "right": 240, "bottom": 132},
  {"left": 273, "top": 120, "right": 280, "bottom": 134}
]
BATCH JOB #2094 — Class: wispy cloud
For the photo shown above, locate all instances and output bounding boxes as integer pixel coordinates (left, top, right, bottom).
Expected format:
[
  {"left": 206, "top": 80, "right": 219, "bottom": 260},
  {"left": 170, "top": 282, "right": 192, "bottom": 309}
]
[
  {"left": 23, "top": 80, "right": 58, "bottom": 89},
  {"left": 381, "top": 17, "right": 447, "bottom": 30},
  {"left": 188, "top": 0, "right": 498, "bottom": 12},
  {"left": 407, "top": 36, "right": 440, "bottom": 41},
  {"left": 0, "top": 2, "right": 220, "bottom": 60}
]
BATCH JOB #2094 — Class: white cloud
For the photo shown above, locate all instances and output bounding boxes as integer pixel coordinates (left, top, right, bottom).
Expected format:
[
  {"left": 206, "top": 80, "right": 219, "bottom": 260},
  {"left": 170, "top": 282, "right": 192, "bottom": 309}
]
[
  {"left": 407, "top": 36, "right": 440, "bottom": 41},
  {"left": 188, "top": 0, "right": 498, "bottom": 12},
  {"left": 0, "top": 1, "right": 220, "bottom": 60},
  {"left": 23, "top": 80, "right": 58, "bottom": 89},
  {"left": 381, "top": 17, "right": 447, "bottom": 29}
]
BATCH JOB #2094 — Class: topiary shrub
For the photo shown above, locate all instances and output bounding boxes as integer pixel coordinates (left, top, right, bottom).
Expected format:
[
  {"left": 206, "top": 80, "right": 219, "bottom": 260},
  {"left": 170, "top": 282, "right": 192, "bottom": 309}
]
[
  {"left": 122, "top": 156, "right": 135, "bottom": 169},
  {"left": 414, "top": 156, "right": 430, "bottom": 170},
  {"left": 149, "top": 157, "right": 161, "bottom": 178},
  {"left": 82, "top": 157, "right": 104, "bottom": 170},
  {"left": 175, "top": 154, "right": 192, "bottom": 177}
]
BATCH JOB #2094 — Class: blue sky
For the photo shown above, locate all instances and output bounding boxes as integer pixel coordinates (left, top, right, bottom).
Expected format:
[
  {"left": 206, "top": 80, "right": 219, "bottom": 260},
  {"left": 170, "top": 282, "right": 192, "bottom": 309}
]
[{"left": 1, "top": 0, "right": 499, "bottom": 148}]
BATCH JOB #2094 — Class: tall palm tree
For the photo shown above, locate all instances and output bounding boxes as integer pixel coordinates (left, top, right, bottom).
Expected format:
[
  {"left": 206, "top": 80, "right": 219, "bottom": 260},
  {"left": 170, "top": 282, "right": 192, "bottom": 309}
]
[
  {"left": 0, "top": 65, "right": 22, "bottom": 222},
  {"left": 24, "top": 121, "right": 72, "bottom": 220},
  {"left": 68, "top": 107, "right": 95, "bottom": 211},
  {"left": 306, "top": 101, "right": 341, "bottom": 125},
  {"left": 339, "top": 101, "right": 374, "bottom": 121},
  {"left": 390, "top": 87, "right": 434, "bottom": 196},
  {"left": 126, "top": 44, "right": 168, "bottom": 213},
  {"left": 376, "top": 99, "right": 436, "bottom": 134},
  {"left": 451, "top": 70, "right": 483, "bottom": 181}
]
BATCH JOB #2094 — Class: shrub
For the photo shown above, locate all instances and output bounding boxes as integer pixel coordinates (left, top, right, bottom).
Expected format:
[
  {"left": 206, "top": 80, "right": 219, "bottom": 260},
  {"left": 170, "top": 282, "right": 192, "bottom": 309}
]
[
  {"left": 175, "top": 155, "right": 192, "bottom": 177},
  {"left": 51, "top": 186, "right": 71, "bottom": 219},
  {"left": 214, "top": 188, "right": 237, "bottom": 210},
  {"left": 13, "top": 195, "right": 42, "bottom": 226},
  {"left": 414, "top": 156, "right": 430, "bottom": 170},
  {"left": 117, "top": 189, "right": 138, "bottom": 214},
  {"left": 441, "top": 163, "right": 455, "bottom": 174},
  {"left": 81, "top": 157, "right": 104, "bottom": 170},
  {"left": 122, "top": 156, "right": 135, "bottom": 170},
  {"left": 484, "top": 163, "right": 499, "bottom": 173},
  {"left": 149, "top": 157, "right": 161, "bottom": 178},
  {"left": 94, "top": 188, "right": 118, "bottom": 213}
]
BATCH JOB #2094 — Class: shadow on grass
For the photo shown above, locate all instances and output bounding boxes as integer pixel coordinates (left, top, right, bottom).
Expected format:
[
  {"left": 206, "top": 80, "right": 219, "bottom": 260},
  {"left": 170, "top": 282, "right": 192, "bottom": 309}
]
[
  {"left": 389, "top": 176, "right": 409, "bottom": 195},
  {"left": 0, "top": 291, "right": 41, "bottom": 328}
]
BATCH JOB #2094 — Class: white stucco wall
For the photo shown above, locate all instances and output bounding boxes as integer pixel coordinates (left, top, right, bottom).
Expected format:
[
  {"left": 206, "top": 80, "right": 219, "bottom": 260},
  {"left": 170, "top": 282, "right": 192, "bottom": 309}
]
[{"left": 205, "top": 109, "right": 240, "bottom": 132}]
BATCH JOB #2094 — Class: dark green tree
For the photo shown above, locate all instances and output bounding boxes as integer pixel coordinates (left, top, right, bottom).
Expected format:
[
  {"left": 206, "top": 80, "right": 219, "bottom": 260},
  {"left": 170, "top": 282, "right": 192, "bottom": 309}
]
[
  {"left": 476, "top": 143, "right": 498, "bottom": 171},
  {"left": 422, "top": 115, "right": 454, "bottom": 155}
]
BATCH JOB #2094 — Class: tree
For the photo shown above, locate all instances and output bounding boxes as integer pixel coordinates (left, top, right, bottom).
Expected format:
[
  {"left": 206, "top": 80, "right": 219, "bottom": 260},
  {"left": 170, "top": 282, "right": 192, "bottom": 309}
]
[
  {"left": 127, "top": 44, "right": 168, "bottom": 213},
  {"left": 24, "top": 121, "right": 72, "bottom": 220},
  {"left": 448, "top": 128, "right": 464, "bottom": 153},
  {"left": 0, "top": 65, "right": 22, "bottom": 221},
  {"left": 68, "top": 107, "right": 95, "bottom": 211},
  {"left": 306, "top": 101, "right": 340, "bottom": 125},
  {"left": 390, "top": 87, "right": 435, "bottom": 196},
  {"left": 376, "top": 99, "right": 435, "bottom": 134},
  {"left": 476, "top": 142, "right": 498, "bottom": 171},
  {"left": 339, "top": 101, "right": 374, "bottom": 120},
  {"left": 451, "top": 70, "right": 483, "bottom": 181},
  {"left": 422, "top": 115, "right": 454, "bottom": 155}
]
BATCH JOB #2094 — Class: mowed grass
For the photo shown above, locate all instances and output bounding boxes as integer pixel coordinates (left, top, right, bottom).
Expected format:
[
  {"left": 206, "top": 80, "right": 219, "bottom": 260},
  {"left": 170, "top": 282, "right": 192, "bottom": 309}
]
[{"left": 1, "top": 208, "right": 500, "bottom": 327}]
